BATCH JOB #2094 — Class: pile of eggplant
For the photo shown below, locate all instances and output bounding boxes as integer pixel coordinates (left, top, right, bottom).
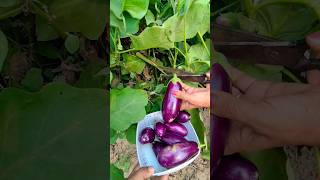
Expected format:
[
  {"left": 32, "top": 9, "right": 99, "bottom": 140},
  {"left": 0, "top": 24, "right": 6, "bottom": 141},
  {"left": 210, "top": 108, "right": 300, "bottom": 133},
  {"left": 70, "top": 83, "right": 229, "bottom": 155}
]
[{"left": 139, "top": 78, "right": 199, "bottom": 169}]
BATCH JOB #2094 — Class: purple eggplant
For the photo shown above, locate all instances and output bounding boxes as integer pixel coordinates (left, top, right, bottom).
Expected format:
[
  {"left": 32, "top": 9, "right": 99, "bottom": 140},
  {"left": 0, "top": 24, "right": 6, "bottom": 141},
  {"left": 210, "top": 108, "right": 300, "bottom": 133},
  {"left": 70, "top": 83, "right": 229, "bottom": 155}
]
[
  {"left": 139, "top": 128, "right": 155, "bottom": 144},
  {"left": 160, "top": 133, "right": 187, "bottom": 145},
  {"left": 152, "top": 141, "right": 167, "bottom": 157},
  {"left": 162, "top": 80, "right": 182, "bottom": 123},
  {"left": 158, "top": 141, "right": 199, "bottom": 168},
  {"left": 175, "top": 111, "right": 191, "bottom": 123},
  {"left": 213, "top": 155, "right": 259, "bottom": 180},
  {"left": 155, "top": 122, "right": 167, "bottom": 138},
  {"left": 165, "top": 122, "right": 188, "bottom": 137},
  {"left": 210, "top": 63, "right": 232, "bottom": 176}
]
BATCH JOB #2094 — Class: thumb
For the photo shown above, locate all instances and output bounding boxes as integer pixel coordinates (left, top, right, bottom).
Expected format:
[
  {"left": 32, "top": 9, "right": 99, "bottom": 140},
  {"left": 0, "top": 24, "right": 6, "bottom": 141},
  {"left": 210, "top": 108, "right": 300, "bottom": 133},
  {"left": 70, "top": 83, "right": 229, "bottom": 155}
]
[
  {"left": 128, "top": 167, "right": 154, "bottom": 180},
  {"left": 212, "top": 91, "right": 257, "bottom": 125}
]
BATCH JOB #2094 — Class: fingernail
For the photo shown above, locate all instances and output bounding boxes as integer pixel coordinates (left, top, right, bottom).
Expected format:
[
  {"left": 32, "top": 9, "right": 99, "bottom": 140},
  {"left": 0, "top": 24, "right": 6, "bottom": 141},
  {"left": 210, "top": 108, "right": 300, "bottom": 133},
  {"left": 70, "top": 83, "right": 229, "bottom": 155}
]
[{"left": 172, "top": 91, "right": 178, "bottom": 96}]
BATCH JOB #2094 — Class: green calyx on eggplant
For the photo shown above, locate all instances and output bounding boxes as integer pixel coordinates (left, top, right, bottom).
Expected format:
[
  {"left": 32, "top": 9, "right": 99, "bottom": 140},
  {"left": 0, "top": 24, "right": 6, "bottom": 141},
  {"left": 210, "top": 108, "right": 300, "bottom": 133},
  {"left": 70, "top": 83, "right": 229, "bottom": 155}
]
[
  {"left": 157, "top": 141, "right": 199, "bottom": 168},
  {"left": 210, "top": 63, "right": 232, "bottom": 176},
  {"left": 162, "top": 75, "right": 182, "bottom": 123}
]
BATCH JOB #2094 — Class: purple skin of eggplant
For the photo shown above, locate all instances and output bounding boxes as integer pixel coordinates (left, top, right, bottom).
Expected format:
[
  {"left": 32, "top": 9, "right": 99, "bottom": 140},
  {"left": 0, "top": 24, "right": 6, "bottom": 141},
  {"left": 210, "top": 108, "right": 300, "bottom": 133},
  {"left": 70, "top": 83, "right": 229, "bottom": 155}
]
[
  {"left": 139, "top": 128, "right": 155, "bottom": 144},
  {"left": 210, "top": 63, "right": 232, "bottom": 177},
  {"left": 158, "top": 141, "right": 199, "bottom": 168},
  {"left": 165, "top": 122, "right": 188, "bottom": 137},
  {"left": 213, "top": 155, "right": 259, "bottom": 180},
  {"left": 162, "top": 81, "right": 182, "bottom": 123},
  {"left": 155, "top": 122, "right": 167, "bottom": 138},
  {"left": 152, "top": 141, "right": 167, "bottom": 157},
  {"left": 159, "top": 132, "right": 187, "bottom": 145},
  {"left": 175, "top": 111, "right": 191, "bottom": 123}
]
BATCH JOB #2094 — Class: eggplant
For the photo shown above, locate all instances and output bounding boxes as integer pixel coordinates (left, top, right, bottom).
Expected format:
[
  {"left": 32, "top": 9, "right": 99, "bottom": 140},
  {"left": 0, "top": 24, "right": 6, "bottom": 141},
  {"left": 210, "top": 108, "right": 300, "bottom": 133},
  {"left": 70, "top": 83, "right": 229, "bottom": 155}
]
[
  {"left": 152, "top": 141, "right": 167, "bottom": 157},
  {"left": 213, "top": 155, "right": 259, "bottom": 180},
  {"left": 158, "top": 141, "right": 199, "bottom": 168},
  {"left": 160, "top": 132, "right": 187, "bottom": 145},
  {"left": 162, "top": 80, "right": 182, "bottom": 123},
  {"left": 175, "top": 111, "right": 191, "bottom": 123},
  {"left": 139, "top": 128, "right": 155, "bottom": 144},
  {"left": 155, "top": 122, "right": 167, "bottom": 138},
  {"left": 165, "top": 122, "right": 188, "bottom": 137},
  {"left": 210, "top": 63, "right": 232, "bottom": 176}
]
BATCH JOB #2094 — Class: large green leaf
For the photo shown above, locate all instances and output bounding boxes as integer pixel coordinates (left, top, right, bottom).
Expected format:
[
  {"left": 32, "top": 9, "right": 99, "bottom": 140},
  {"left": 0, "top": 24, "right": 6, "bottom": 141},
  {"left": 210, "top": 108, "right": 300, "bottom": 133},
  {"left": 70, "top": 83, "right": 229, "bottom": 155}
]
[
  {"left": 189, "top": 109, "right": 206, "bottom": 146},
  {"left": 21, "top": 68, "right": 43, "bottom": 92},
  {"left": 110, "top": 87, "right": 148, "bottom": 131},
  {"left": 126, "top": 124, "right": 137, "bottom": 144},
  {"left": 36, "top": 16, "right": 59, "bottom": 41},
  {"left": 110, "top": 164, "right": 125, "bottom": 180},
  {"left": 130, "top": 26, "right": 174, "bottom": 50},
  {"left": 0, "top": 30, "right": 8, "bottom": 71},
  {"left": 123, "top": 0, "right": 149, "bottom": 19},
  {"left": 122, "top": 54, "right": 145, "bottom": 74},
  {"left": 42, "top": 0, "right": 108, "bottom": 40},
  {"left": 110, "top": 0, "right": 124, "bottom": 19},
  {"left": 0, "top": 83, "right": 107, "bottom": 179},
  {"left": 242, "top": 149, "right": 288, "bottom": 180},
  {"left": 163, "top": 0, "right": 210, "bottom": 42}
]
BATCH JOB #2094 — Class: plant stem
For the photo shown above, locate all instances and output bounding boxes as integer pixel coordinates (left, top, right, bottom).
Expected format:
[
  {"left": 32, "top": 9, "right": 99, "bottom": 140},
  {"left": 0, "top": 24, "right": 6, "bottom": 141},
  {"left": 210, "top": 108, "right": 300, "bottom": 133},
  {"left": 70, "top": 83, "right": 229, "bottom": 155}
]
[
  {"left": 212, "top": 0, "right": 240, "bottom": 16},
  {"left": 0, "top": 6, "right": 23, "bottom": 20},
  {"left": 174, "top": 47, "right": 186, "bottom": 58},
  {"left": 115, "top": 48, "right": 136, "bottom": 54},
  {"left": 136, "top": 52, "right": 167, "bottom": 74},
  {"left": 198, "top": 32, "right": 210, "bottom": 56}
]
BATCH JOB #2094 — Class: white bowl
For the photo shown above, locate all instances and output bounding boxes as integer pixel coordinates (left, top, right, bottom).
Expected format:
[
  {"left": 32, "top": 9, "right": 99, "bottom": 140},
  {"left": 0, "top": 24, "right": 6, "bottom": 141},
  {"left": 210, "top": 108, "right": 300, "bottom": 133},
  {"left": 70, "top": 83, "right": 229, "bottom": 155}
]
[{"left": 136, "top": 111, "right": 200, "bottom": 176}]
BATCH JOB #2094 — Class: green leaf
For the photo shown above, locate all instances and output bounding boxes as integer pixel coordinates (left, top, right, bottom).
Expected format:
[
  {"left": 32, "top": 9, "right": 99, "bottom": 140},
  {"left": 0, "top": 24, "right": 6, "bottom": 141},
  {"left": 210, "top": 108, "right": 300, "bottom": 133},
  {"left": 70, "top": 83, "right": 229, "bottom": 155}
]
[
  {"left": 43, "top": 0, "right": 108, "bottom": 40},
  {"left": 188, "top": 109, "right": 206, "bottom": 146},
  {"left": 110, "top": 128, "right": 118, "bottom": 144},
  {"left": 0, "top": 0, "right": 18, "bottom": 8},
  {"left": 110, "top": 0, "right": 124, "bottom": 19},
  {"left": 188, "top": 42, "right": 210, "bottom": 73},
  {"left": 145, "top": 10, "right": 155, "bottom": 25},
  {"left": 126, "top": 124, "right": 137, "bottom": 144},
  {"left": 110, "top": 164, "right": 125, "bottom": 180},
  {"left": 163, "top": 0, "right": 210, "bottom": 42},
  {"left": 122, "top": 54, "right": 146, "bottom": 74},
  {"left": 36, "top": 16, "right": 59, "bottom": 41},
  {"left": 123, "top": 0, "right": 149, "bottom": 19},
  {"left": 21, "top": 68, "right": 43, "bottom": 92},
  {"left": 110, "top": 87, "right": 148, "bottom": 131},
  {"left": 0, "top": 29, "right": 8, "bottom": 71},
  {"left": 235, "top": 64, "right": 283, "bottom": 82},
  {"left": 0, "top": 83, "right": 107, "bottom": 179},
  {"left": 76, "top": 60, "right": 107, "bottom": 88},
  {"left": 130, "top": 26, "right": 174, "bottom": 50},
  {"left": 121, "top": 14, "right": 140, "bottom": 37},
  {"left": 242, "top": 149, "right": 288, "bottom": 180},
  {"left": 65, "top": 34, "right": 80, "bottom": 54}
]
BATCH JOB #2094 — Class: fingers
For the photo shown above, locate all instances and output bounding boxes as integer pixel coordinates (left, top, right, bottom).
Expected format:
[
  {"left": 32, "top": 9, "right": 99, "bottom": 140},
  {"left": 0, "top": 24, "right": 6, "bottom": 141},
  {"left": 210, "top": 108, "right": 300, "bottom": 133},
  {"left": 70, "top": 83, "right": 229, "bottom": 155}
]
[
  {"left": 307, "top": 70, "right": 320, "bottom": 85},
  {"left": 212, "top": 91, "right": 257, "bottom": 126},
  {"left": 128, "top": 167, "right": 154, "bottom": 180},
  {"left": 180, "top": 101, "right": 198, "bottom": 110},
  {"left": 225, "top": 66, "right": 257, "bottom": 92},
  {"left": 174, "top": 90, "right": 210, "bottom": 108}
]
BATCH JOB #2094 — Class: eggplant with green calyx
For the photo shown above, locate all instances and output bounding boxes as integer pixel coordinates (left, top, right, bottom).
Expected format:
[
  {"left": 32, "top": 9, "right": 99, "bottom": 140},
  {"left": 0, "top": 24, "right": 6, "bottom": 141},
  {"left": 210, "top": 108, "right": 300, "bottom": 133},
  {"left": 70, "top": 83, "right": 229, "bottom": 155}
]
[
  {"left": 162, "top": 76, "right": 182, "bottom": 123},
  {"left": 139, "top": 127, "right": 155, "bottom": 144},
  {"left": 157, "top": 141, "right": 199, "bottom": 168},
  {"left": 213, "top": 155, "right": 259, "bottom": 180},
  {"left": 210, "top": 63, "right": 232, "bottom": 176},
  {"left": 152, "top": 141, "right": 167, "bottom": 157},
  {"left": 175, "top": 111, "right": 191, "bottom": 123},
  {"left": 155, "top": 122, "right": 167, "bottom": 138},
  {"left": 165, "top": 122, "right": 188, "bottom": 137},
  {"left": 160, "top": 132, "right": 187, "bottom": 145}
]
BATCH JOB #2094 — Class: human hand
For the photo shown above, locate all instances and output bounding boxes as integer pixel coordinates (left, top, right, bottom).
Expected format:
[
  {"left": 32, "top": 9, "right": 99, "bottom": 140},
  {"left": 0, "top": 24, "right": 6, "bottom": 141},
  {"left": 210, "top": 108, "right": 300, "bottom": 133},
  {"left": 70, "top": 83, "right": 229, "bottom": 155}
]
[
  {"left": 173, "top": 73, "right": 210, "bottom": 110},
  {"left": 212, "top": 66, "right": 320, "bottom": 154},
  {"left": 127, "top": 165, "right": 169, "bottom": 180}
]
